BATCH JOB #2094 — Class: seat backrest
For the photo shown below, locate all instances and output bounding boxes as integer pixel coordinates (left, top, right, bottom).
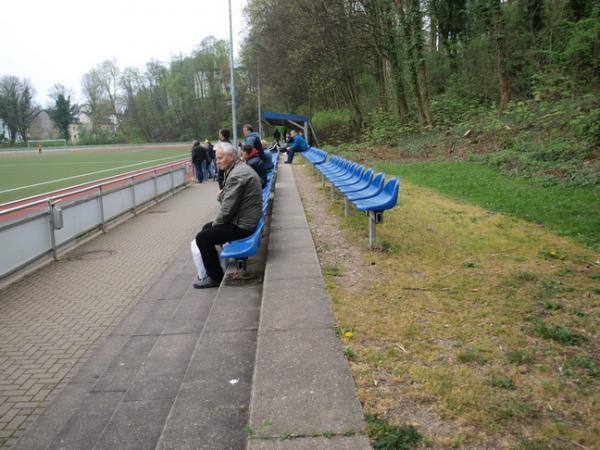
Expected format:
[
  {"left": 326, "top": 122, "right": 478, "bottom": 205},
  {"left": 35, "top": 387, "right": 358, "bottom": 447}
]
[
  {"left": 361, "top": 168, "right": 374, "bottom": 183},
  {"left": 383, "top": 178, "right": 400, "bottom": 197},
  {"left": 370, "top": 172, "right": 385, "bottom": 190}
]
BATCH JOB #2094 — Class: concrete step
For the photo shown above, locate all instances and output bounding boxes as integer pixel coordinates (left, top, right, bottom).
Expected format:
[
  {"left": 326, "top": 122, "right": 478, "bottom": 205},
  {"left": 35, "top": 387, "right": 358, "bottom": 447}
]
[{"left": 247, "top": 164, "right": 369, "bottom": 449}]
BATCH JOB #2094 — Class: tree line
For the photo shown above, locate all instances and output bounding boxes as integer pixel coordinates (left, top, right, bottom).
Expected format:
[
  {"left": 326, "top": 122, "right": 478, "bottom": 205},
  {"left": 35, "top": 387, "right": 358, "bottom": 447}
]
[
  {"left": 242, "top": 0, "right": 599, "bottom": 140},
  {"left": 0, "top": 36, "right": 260, "bottom": 145},
  {"left": 2, "top": 1, "right": 597, "bottom": 146}
]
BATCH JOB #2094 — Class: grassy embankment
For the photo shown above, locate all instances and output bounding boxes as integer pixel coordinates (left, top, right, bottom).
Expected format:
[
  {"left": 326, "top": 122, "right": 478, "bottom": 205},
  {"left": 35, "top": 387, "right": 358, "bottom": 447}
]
[{"left": 296, "top": 150, "right": 599, "bottom": 448}]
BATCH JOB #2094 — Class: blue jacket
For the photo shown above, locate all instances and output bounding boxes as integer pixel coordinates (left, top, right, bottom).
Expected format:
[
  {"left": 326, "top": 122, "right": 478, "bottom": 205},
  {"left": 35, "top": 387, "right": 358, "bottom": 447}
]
[
  {"left": 290, "top": 134, "right": 308, "bottom": 152},
  {"left": 245, "top": 131, "right": 273, "bottom": 170}
]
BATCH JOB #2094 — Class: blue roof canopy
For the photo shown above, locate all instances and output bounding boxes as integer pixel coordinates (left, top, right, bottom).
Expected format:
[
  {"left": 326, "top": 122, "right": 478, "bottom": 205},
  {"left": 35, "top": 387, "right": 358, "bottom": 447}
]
[{"left": 261, "top": 112, "right": 310, "bottom": 125}]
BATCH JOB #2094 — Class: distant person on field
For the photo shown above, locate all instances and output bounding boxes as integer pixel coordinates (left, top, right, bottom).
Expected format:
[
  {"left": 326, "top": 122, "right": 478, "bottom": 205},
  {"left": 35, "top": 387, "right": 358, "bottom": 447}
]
[
  {"left": 242, "top": 124, "right": 273, "bottom": 172},
  {"left": 285, "top": 129, "right": 308, "bottom": 164},
  {"left": 191, "top": 140, "right": 208, "bottom": 183},
  {"left": 242, "top": 143, "right": 267, "bottom": 188},
  {"left": 192, "top": 142, "right": 262, "bottom": 289},
  {"left": 37, "top": 143, "right": 43, "bottom": 153}
]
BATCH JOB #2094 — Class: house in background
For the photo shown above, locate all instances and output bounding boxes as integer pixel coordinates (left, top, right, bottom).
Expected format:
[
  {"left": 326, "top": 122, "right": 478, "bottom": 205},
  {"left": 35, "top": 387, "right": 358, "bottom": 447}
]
[
  {"left": 29, "top": 110, "right": 60, "bottom": 140},
  {"left": 68, "top": 108, "right": 118, "bottom": 144}
]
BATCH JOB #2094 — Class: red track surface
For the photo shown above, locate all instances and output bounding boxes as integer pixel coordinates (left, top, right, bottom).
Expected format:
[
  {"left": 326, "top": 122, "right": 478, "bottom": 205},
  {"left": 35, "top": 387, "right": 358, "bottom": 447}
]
[{"left": 0, "top": 159, "right": 192, "bottom": 221}]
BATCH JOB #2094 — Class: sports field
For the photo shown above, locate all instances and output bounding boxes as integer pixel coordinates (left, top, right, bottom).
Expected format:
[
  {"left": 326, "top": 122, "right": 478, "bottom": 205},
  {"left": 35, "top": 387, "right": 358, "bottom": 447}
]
[{"left": 0, "top": 145, "right": 189, "bottom": 205}]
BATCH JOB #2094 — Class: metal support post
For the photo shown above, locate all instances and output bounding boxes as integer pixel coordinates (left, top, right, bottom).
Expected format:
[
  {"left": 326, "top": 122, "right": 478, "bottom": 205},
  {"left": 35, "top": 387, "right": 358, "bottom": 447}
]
[
  {"left": 131, "top": 178, "right": 137, "bottom": 215},
  {"left": 99, "top": 186, "right": 106, "bottom": 232},
  {"left": 170, "top": 168, "right": 175, "bottom": 195},
  {"left": 344, "top": 197, "right": 349, "bottom": 217},
  {"left": 368, "top": 211, "right": 377, "bottom": 250},
  {"left": 330, "top": 184, "right": 335, "bottom": 200},
  {"left": 48, "top": 200, "right": 58, "bottom": 261},
  {"left": 153, "top": 170, "right": 158, "bottom": 201}
]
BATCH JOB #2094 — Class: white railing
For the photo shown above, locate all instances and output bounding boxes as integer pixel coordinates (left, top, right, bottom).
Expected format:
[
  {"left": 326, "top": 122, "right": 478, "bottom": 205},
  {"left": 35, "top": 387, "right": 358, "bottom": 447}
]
[{"left": 0, "top": 160, "right": 191, "bottom": 281}]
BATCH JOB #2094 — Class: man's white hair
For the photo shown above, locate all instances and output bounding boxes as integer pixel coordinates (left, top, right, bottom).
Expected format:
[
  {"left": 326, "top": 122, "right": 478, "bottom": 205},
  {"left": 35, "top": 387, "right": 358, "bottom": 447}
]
[{"left": 215, "top": 141, "right": 237, "bottom": 156}]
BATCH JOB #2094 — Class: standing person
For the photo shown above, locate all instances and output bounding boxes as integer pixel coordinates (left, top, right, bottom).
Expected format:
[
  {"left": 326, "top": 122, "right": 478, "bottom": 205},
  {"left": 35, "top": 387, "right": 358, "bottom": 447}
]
[
  {"left": 285, "top": 129, "right": 309, "bottom": 164},
  {"left": 205, "top": 139, "right": 216, "bottom": 179},
  {"left": 193, "top": 142, "right": 263, "bottom": 288},
  {"left": 273, "top": 128, "right": 281, "bottom": 144},
  {"left": 242, "top": 124, "right": 273, "bottom": 172},
  {"left": 191, "top": 140, "right": 208, "bottom": 183},
  {"left": 216, "top": 128, "right": 232, "bottom": 189},
  {"left": 242, "top": 143, "right": 267, "bottom": 188}
]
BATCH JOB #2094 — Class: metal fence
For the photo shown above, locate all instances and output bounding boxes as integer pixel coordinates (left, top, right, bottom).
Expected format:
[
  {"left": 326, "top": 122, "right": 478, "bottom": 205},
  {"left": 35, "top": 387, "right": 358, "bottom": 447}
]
[{"left": 0, "top": 160, "right": 190, "bottom": 281}]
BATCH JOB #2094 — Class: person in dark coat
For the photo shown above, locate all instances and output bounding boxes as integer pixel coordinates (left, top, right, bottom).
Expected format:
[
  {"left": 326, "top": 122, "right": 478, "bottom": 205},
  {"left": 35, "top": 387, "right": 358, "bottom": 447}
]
[
  {"left": 273, "top": 128, "right": 281, "bottom": 143},
  {"left": 205, "top": 139, "right": 216, "bottom": 178},
  {"left": 241, "top": 144, "right": 267, "bottom": 188},
  {"left": 191, "top": 140, "right": 208, "bottom": 183},
  {"left": 242, "top": 124, "right": 273, "bottom": 171},
  {"left": 216, "top": 128, "right": 232, "bottom": 189}
]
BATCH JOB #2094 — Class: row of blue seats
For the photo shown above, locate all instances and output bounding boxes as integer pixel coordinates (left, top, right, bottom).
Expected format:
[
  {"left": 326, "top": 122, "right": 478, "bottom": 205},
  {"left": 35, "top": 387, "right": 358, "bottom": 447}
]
[
  {"left": 305, "top": 150, "right": 400, "bottom": 213},
  {"left": 219, "top": 151, "right": 279, "bottom": 269},
  {"left": 301, "top": 148, "right": 399, "bottom": 248}
]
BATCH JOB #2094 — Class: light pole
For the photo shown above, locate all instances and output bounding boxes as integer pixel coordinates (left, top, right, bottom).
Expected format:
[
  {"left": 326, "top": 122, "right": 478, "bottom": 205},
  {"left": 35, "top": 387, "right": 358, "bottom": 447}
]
[
  {"left": 228, "top": 0, "right": 238, "bottom": 146},
  {"left": 257, "top": 60, "right": 263, "bottom": 137}
]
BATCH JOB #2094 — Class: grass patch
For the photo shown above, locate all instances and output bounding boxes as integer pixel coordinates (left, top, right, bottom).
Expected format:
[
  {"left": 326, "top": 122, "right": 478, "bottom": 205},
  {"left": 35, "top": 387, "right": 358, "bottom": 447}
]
[
  {"left": 489, "top": 374, "right": 516, "bottom": 390},
  {"left": 376, "top": 161, "right": 600, "bottom": 250},
  {"left": 532, "top": 322, "right": 587, "bottom": 346},
  {"left": 457, "top": 348, "right": 488, "bottom": 365},
  {"left": 365, "top": 415, "right": 421, "bottom": 450},
  {"left": 322, "top": 263, "right": 344, "bottom": 277}
]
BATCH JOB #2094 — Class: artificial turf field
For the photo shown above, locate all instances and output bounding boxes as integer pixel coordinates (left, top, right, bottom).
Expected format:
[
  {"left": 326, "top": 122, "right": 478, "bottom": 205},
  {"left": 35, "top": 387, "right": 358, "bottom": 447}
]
[{"left": 0, "top": 145, "right": 189, "bottom": 204}]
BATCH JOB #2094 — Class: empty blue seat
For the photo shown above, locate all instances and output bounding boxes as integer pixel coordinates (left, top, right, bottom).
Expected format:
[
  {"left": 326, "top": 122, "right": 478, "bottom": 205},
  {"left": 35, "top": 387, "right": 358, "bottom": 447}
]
[
  {"left": 345, "top": 173, "right": 385, "bottom": 201},
  {"left": 352, "top": 178, "right": 400, "bottom": 212},
  {"left": 220, "top": 217, "right": 265, "bottom": 261},
  {"left": 338, "top": 168, "right": 373, "bottom": 193},
  {"left": 333, "top": 166, "right": 366, "bottom": 188}
]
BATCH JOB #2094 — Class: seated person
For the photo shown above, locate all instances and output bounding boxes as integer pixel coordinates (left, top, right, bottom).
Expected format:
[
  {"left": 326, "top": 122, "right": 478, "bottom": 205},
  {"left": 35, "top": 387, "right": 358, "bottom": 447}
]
[
  {"left": 243, "top": 124, "right": 273, "bottom": 171},
  {"left": 193, "top": 142, "right": 263, "bottom": 289},
  {"left": 242, "top": 144, "right": 267, "bottom": 188},
  {"left": 285, "top": 129, "right": 309, "bottom": 164}
]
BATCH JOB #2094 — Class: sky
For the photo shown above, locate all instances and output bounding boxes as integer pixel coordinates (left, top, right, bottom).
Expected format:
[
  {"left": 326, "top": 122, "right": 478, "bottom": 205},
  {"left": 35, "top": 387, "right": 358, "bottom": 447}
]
[{"left": 0, "top": 0, "right": 248, "bottom": 106}]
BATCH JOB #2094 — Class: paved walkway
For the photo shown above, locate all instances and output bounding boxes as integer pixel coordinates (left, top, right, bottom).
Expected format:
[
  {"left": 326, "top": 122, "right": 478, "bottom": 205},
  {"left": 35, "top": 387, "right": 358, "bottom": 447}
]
[
  {"left": 2, "top": 162, "right": 369, "bottom": 449},
  {"left": 0, "top": 181, "right": 218, "bottom": 448}
]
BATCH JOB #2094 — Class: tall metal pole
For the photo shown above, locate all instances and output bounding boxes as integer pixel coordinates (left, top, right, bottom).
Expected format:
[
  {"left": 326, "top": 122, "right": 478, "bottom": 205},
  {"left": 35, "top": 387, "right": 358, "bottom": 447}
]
[
  {"left": 257, "top": 61, "right": 263, "bottom": 137},
  {"left": 228, "top": 0, "right": 238, "bottom": 146}
]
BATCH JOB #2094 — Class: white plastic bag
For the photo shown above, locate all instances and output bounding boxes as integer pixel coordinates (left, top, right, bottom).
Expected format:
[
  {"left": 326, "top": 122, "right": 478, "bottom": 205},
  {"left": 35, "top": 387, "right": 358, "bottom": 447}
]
[{"left": 191, "top": 239, "right": 207, "bottom": 280}]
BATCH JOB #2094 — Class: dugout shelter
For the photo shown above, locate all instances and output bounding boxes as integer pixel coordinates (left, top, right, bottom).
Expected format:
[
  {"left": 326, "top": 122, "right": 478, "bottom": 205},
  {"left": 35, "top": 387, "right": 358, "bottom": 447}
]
[{"left": 261, "top": 112, "right": 319, "bottom": 147}]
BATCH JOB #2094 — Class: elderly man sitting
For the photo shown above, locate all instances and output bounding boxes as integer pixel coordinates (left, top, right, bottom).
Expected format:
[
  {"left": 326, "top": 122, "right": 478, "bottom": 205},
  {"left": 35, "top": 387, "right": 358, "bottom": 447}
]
[{"left": 193, "top": 141, "right": 263, "bottom": 289}]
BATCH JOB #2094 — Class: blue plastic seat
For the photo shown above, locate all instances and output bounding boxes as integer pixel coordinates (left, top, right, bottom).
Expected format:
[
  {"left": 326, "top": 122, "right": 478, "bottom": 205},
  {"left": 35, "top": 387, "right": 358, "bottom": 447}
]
[
  {"left": 344, "top": 173, "right": 385, "bottom": 201},
  {"left": 333, "top": 166, "right": 365, "bottom": 188},
  {"left": 327, "top": 163, "right": 359, "bottom": 183},
  {"left": 220, "top": 218, "right": 265, "bottom": 260},
  {"left": 352, "top": 178, "right": 400, "bottom": 212},
  {"left": 338, "top": 168, "right": 373, "bottom": 192},
  {"left": 317, "top": 157, "right": 344, "bottom": 175}
]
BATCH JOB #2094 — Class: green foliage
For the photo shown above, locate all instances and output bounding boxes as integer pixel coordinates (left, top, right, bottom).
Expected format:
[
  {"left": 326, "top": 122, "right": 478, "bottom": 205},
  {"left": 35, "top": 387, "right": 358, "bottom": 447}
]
[
  {"left": 76, "top": 127, "right": 123, "bottom": 146},
  {"left": 458, "top": 348, "right": 488, "bottom": 365},
  {"left": 363, "top": 110, "right": 418, "bottom": 145},
  {"left": 311, "top": 109, "right": 354, "bottom": 145},
  {"left": 48, "top": 93, "right": 76, "bottom": 140},
  {"left": 365, "top": 415, "right": 421, "bottom": 450}
]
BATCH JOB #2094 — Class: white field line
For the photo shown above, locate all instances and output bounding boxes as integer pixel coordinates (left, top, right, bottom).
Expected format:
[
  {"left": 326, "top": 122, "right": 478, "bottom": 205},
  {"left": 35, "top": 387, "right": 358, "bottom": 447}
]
[
  {"left": 0, "top": 160, "right": 178, "bottom": 167},
  {"left": 0, "top": 154, "right": 187, "bottom": 195}
]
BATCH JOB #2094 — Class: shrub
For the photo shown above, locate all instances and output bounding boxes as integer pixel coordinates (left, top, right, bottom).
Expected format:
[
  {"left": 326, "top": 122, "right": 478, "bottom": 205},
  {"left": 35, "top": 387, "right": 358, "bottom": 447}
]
[{"left": 311, "top": 109, "right": 354, "bottom": 145}]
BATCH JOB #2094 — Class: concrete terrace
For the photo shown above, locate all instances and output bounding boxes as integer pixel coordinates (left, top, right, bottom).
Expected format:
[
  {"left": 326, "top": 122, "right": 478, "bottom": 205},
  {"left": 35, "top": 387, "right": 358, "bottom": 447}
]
[{"left": 0, "top": 163, "right": 369, "bottom": 449}]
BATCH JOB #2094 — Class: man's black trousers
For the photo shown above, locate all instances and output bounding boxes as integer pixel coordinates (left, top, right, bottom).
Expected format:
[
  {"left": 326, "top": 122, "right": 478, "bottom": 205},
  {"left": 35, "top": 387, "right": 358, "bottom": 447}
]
[{"left": 195, "top": 222, "right": 253, "bottom": 281}]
